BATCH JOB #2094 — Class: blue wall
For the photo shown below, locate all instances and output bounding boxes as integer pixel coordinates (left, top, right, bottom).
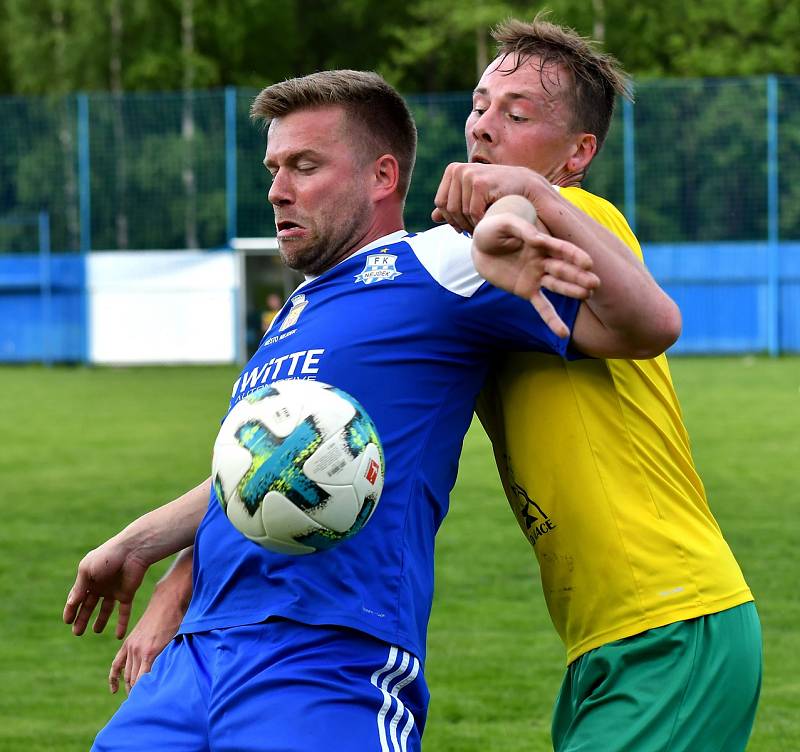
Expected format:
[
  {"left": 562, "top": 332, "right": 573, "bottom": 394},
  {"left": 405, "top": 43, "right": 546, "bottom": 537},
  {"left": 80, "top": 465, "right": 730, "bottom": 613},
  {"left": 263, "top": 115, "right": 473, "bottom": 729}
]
[
  {"left": 645, "top": 242, "right": 800, "bottom": 354},
  {"left": 0, "top": 245, "right": 798, "bottom": 363},
  {"left": 0, "top": 254, "right": 86, "bottom": 363}
]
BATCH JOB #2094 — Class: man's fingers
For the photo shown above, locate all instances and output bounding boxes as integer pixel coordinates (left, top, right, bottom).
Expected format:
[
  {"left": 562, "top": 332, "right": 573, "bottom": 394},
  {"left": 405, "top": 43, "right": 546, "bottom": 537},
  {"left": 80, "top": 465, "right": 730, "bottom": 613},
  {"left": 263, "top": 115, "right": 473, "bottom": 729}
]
[
  {"left": 445, "top": 176, "right": 468, "bottom": 233},
  {"left": 540, "top": 258, "right": 600, "bottom": 293},
  {"left": 459, "top": 177, "right": 477, "bottom": 233},
  {"left": 93, "top": 597, "right": 116, "bottom": 634},
  {"left": 124, "top": 650, "right": 136, "bottom": 694},
  {"left": 514, "top": 227, "right": 593, "bottom": 269},
  {"left": 133, "top": 655, "right": 153, "bottom": 690},
  {"left": 71, "top": 592, "right": 100, "bottom": 636},
  {"left": 434, "top": 165, "right": 463, "bottom": 231},
  {"left": 540, "top": 275, "right": 596, "bottom": 301},
  {"left": 63, "top": 575, "right": 90, "bottom": 624},
  {"left": 109, "top": 646, "right": 127, "bottom": 694},
  {"left": 530, "top": 292, "right": 570, "bottom": 339},
  {"left": 431, "top": 207, "right": 445, "bottom": 224},
  {"left": 115, "top": 601, "right": 133, "bottom": 640},
  {"left": 433, "top": 165, "right": 453, "bottom": 214},
  {"left": 63, "top": 592, "right": 81, "bottom": 625},
  {"left": 468, "top": 187, "right": 490, "bottom": 231}
]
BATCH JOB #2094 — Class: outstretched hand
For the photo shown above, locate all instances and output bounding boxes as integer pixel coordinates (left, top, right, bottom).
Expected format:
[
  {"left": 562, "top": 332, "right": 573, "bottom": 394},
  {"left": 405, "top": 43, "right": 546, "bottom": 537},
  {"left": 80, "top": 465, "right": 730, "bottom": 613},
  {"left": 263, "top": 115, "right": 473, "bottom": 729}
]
[
  {"left": 108, "top": 584, "right": 185, "bottom": 694},
  {"left": 63, "top": 539, "right": 150, "bottom": 640},
  {"left": 472, "top": 204, "right": 599, "bottom": 338}
]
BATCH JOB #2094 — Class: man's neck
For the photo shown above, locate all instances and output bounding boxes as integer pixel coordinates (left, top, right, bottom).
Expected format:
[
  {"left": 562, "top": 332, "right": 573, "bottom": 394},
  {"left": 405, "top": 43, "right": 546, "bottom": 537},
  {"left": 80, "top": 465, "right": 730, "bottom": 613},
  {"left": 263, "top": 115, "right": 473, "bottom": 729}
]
[{"left": 310, "top": 220, "right": 405, "bottom": 278}]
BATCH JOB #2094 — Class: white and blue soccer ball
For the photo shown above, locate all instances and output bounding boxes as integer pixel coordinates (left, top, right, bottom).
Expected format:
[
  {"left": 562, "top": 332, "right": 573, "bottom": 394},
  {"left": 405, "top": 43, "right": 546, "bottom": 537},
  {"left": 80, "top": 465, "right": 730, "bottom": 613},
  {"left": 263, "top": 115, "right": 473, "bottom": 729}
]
[{"left": 212, "top": 379, "right": 384, "bottom": 555}]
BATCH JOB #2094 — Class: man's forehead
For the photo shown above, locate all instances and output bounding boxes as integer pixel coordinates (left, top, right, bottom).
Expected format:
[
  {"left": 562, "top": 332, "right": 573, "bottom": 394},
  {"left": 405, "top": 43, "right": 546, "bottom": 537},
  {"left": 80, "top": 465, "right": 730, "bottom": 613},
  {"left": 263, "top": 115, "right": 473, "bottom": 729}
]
[
  {"left": 267, "top": 105, "right": 345, "bottom": 136},
  {"left": 266, "top": 106, "right": 346, "bottom": 156},
  {"left": 477, "top": 53, "right": 566, "bottom": 97}
]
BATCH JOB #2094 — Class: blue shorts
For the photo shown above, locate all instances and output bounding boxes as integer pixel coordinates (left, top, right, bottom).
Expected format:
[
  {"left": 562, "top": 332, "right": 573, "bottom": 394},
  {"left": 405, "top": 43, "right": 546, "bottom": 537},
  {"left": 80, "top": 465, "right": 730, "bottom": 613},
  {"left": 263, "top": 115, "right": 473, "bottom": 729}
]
[{"left": 92, "top": 618, "right": 429, "bottom": 752}]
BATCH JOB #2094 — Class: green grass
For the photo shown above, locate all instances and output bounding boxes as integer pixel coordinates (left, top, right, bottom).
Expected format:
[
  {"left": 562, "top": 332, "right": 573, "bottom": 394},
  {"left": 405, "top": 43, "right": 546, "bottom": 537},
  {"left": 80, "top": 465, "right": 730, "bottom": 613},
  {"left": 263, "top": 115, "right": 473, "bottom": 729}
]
[{"left": 0, "top": 358, "right": 797, "bottom": 751}]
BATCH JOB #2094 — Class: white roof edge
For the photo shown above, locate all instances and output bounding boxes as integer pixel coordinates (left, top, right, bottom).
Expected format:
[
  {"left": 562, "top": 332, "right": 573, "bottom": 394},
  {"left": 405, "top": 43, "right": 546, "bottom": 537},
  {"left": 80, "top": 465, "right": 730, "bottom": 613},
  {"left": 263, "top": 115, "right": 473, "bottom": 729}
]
[{"left": 230, "top": 237, "right": 280, "bottom": 250}]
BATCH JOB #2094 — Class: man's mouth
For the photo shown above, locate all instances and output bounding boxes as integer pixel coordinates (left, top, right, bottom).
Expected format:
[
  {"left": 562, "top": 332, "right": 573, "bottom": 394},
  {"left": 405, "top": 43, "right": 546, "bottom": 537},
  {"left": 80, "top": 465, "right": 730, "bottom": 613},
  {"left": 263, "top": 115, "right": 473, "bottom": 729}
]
[
  {"left": 276, "top": 220, "right": 307, "bottom": 239},
  {"left": 470, "top": 155, "right": 492, "bottom": 164}
]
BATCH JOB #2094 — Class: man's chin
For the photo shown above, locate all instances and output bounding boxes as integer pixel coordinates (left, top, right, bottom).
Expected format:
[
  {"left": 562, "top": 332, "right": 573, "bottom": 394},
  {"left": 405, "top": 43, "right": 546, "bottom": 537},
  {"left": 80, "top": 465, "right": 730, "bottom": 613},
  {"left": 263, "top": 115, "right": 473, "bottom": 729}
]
[{"left": 278, "top": 243, "right": 311, "bottom": 271}]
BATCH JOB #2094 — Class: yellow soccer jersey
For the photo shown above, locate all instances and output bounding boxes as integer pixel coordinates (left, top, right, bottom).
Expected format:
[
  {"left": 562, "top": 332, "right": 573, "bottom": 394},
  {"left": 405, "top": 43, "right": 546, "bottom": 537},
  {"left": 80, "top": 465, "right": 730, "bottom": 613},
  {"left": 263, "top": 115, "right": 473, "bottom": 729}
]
[{"left": 478, "top": 187, "right": 753, "bottom": 665}]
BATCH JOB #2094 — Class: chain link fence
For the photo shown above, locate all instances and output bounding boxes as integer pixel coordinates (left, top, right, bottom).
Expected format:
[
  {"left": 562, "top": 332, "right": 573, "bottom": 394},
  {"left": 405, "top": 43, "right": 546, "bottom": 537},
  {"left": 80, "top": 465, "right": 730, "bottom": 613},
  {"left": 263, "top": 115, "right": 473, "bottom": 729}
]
[{"left": 2, "top": 77, "right": 798, "bottom": 251}]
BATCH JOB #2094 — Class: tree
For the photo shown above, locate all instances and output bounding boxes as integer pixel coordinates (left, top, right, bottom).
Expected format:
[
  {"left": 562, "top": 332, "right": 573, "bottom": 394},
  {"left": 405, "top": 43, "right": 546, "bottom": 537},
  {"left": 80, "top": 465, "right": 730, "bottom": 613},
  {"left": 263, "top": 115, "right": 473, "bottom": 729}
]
[
  {"left": 109, "top": 0, "right": 129, "bottom": 249},
  {"left": 182, "top": 0, "right": 198, "bottom": 250},
  {"left": 381, "top": 0, "right": 529, "bottom": 91}
]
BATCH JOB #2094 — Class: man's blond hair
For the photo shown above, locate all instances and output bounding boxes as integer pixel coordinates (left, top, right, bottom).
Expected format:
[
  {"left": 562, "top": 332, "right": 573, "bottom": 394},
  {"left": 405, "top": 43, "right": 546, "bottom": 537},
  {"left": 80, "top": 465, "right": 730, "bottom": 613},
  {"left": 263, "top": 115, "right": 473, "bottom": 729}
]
[
  {"left": 492, "top": 15, "right": 631, "bottom": 152},
  {"left": 251, "top": 70, "right": 417, "bottom": 200}
]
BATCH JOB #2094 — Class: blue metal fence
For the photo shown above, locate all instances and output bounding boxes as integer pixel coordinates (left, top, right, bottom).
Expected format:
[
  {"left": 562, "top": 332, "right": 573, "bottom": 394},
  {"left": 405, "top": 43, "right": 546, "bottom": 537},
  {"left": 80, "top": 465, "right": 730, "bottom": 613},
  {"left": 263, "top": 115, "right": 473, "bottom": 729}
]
[{"left": 2, "top": 78, "right": 800, "bottom": 361}]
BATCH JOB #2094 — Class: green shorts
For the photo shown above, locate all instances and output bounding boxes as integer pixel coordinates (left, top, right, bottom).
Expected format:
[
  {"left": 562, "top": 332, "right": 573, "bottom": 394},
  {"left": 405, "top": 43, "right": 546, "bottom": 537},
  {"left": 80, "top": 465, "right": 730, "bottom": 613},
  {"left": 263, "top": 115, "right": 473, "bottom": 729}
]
[{"left": 552, "top": 602, "right": 762, "bottom": 752}]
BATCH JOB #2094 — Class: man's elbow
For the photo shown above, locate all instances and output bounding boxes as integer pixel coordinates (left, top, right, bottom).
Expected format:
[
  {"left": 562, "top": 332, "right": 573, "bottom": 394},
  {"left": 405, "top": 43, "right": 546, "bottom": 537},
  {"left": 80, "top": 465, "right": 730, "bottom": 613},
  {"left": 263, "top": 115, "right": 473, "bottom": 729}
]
[{"left": 630, "top": 299, "right": 682, "bottom": 359}]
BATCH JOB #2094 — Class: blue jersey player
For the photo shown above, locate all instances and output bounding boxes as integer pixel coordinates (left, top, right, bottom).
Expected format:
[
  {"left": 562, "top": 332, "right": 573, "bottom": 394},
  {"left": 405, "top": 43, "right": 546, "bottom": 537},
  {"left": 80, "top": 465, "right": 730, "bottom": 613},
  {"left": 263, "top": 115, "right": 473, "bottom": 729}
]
[{"left": 64, "top": 70, "right": 676, "bottom": 752}]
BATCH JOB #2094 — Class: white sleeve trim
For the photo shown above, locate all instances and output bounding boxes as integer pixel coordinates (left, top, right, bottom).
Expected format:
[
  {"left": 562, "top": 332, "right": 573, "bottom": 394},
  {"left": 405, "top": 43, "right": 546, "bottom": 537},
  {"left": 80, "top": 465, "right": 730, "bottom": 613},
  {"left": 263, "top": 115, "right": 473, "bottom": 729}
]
[{"left": 404, "top": 225, "right": 484, "bottom": 298}]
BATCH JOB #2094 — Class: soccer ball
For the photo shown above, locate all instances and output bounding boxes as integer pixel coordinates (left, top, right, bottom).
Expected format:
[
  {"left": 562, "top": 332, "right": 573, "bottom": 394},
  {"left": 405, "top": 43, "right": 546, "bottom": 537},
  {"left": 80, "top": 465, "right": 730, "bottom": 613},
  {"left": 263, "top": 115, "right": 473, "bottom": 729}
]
[{"left": 212, "top": 379, "right": 384, "bottom": 555}]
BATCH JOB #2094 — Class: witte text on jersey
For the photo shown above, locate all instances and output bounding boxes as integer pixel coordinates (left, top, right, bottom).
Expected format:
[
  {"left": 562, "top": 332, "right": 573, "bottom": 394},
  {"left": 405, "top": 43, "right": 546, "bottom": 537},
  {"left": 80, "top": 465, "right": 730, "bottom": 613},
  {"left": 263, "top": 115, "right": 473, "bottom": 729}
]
[{"left": 231, "top": 348, "right": 325, "bottom": 399}]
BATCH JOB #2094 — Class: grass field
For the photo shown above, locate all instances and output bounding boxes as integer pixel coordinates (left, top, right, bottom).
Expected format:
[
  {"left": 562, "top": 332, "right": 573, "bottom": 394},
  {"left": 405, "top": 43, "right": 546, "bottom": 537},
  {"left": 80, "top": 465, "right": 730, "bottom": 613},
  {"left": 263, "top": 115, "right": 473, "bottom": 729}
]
[{"left": 0, "top": 357, "right": 797, "bottom": 751}]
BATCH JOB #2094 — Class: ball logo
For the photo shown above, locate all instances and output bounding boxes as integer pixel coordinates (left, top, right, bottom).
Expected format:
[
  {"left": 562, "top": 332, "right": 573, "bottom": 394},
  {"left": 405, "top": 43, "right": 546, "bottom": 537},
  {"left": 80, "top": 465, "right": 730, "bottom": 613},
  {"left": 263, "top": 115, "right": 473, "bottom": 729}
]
[{"left": 364, "top": 458, "right": 380, "bottom": 485}]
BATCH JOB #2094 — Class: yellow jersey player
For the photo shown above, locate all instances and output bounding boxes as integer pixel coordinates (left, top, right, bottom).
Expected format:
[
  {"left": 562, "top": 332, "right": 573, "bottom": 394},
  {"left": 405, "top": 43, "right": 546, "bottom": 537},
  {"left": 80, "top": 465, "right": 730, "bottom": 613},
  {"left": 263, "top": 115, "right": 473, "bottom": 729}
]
[{"left": 433, "top": 15, "right": 761, "bottom": 752}]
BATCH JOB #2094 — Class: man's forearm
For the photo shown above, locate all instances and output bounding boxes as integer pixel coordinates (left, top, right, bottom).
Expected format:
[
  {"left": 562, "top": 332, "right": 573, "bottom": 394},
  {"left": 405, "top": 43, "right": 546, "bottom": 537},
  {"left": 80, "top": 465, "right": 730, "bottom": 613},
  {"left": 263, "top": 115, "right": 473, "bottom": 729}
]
[
  {"left": 115, "top": 478, "right": 211, "bottom": 567},
  {"left": 532, "top": 185, "right": 681, "bottom": 358},
  {"left": 153, "top": 546, "right": 194, "bottom": 613}
]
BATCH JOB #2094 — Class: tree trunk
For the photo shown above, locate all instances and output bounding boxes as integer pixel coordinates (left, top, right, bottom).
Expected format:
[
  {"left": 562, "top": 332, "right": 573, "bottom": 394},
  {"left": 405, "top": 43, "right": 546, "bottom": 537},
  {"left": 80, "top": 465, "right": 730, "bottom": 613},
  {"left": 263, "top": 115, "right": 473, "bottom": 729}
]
[
  {"left": 182, "top": 0, "right": 198, "bottom": 249},
  {"left": 592, "top": 0, "right": 606, "bottom": 43},
  {"left": 51, "top": 2, "right": 80, "bottom": 250},
  {"left": 110, "top": 0, "right": 129, "bottom": 249},
  {"left": 475, "top": 25, "right": 488, "bottom": 81}
]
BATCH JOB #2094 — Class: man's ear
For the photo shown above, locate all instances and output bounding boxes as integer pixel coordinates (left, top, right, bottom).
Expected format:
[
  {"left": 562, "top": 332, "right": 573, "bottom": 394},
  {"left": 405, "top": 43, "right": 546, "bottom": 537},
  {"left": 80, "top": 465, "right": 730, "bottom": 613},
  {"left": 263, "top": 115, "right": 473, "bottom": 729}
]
[
  {"left": 566, "top": 133, "right": 597, "bottom": 174},
  {"left": 372, "top": 154, "right": 400, "bottom": 199}
]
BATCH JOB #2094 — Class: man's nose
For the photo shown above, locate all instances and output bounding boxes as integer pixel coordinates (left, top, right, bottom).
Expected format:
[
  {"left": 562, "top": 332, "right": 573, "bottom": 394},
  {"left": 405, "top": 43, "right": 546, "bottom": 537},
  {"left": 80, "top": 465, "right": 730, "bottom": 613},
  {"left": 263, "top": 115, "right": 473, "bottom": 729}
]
[
  {"left": 268, "top": 170, "right": 292, "bottom": 206},
  {"left": 470, "top": 111, "right": 495, "bottom": 144}
]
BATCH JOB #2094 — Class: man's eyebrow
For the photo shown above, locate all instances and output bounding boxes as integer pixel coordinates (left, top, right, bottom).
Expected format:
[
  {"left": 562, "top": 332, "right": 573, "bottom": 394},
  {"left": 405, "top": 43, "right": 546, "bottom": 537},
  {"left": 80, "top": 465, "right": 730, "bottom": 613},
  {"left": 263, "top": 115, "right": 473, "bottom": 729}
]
[{"left": 472, "top": 86, "right": 536, "bottom": 102}]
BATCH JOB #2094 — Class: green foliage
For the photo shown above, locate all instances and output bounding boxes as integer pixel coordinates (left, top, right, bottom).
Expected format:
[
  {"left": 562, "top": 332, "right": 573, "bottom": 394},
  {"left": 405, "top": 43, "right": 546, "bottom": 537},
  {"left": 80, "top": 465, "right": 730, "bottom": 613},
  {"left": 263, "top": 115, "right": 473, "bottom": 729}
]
[
  {"left": 0, "top": 359, "right": 797, "bottom": 750},
  {"left": 380, "top": 0, "right": 525, "bottom": 91},
  {"left": 2, "top": 0, "right": 800, "bottom": 98},
  {"left": 3, "top": 1, "right": 800, "bottom": 249},
  {"left": 405, "top": 95, "right": 472, "bottom": 232}
]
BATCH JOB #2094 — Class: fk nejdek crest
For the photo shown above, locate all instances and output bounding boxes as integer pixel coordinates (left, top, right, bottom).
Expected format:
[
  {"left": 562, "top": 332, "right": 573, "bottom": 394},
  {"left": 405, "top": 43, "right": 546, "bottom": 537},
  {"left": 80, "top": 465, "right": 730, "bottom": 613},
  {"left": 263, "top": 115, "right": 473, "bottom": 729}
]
[
  {"left": 354, "top": 252, "right": 402, "bottom": 285},
  {"left": 279, "top": 293, "right": 308, "bottom": 331}
]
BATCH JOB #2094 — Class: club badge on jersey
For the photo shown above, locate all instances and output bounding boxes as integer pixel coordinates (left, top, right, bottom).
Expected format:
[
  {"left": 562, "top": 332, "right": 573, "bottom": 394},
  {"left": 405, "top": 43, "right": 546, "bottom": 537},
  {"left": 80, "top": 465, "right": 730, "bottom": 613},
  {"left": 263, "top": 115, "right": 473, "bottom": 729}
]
[
  {"left": 354, "top": 253, "right": 402, "bottom": 285},
  {"left": 280, "top": 293, "right": 309, "bottom": 331}
]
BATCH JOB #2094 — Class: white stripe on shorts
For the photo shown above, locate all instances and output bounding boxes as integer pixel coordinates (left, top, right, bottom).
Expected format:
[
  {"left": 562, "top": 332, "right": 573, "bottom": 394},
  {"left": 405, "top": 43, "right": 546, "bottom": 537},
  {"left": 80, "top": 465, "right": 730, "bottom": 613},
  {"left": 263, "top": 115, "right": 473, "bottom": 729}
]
[{"left": 370, "top": 646, "right": 420, "bottom": 752}]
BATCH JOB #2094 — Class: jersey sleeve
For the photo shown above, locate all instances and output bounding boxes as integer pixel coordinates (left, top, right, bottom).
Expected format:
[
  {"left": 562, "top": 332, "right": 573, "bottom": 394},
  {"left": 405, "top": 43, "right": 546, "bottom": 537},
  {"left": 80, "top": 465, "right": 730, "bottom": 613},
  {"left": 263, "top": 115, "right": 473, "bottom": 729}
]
[
  {"left": 407, "top": 224, "right": 581, "bottom": 356},
  {"left": 463, "top": 280, "right": 580, "bottom": 355}
]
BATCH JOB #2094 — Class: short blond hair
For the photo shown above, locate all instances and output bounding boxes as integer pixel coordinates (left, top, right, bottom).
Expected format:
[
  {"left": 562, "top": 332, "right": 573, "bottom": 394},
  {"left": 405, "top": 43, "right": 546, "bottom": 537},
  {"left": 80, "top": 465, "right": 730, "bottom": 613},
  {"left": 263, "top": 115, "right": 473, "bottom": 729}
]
[
  {"left": 251, "top": 70, "right": 417, "bottom": 199},
  {"left": 492, "top": 15, "right": 631, "bottom": 152}
]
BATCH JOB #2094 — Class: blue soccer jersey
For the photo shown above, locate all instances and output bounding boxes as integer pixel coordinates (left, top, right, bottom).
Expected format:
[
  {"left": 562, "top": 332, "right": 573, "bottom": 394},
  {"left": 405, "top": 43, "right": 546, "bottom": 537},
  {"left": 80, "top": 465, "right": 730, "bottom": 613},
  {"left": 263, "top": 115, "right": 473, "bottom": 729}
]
[{"left": 180, "top": 226, "right": 580, "bottom": 661}]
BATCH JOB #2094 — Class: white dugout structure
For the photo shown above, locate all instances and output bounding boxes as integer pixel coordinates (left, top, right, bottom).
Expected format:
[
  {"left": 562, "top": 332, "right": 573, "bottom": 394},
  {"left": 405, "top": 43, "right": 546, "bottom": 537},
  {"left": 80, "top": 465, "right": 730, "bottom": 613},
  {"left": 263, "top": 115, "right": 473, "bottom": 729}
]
[{"left": 87, "top": 239, "right": 281, "bottom": 365}]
